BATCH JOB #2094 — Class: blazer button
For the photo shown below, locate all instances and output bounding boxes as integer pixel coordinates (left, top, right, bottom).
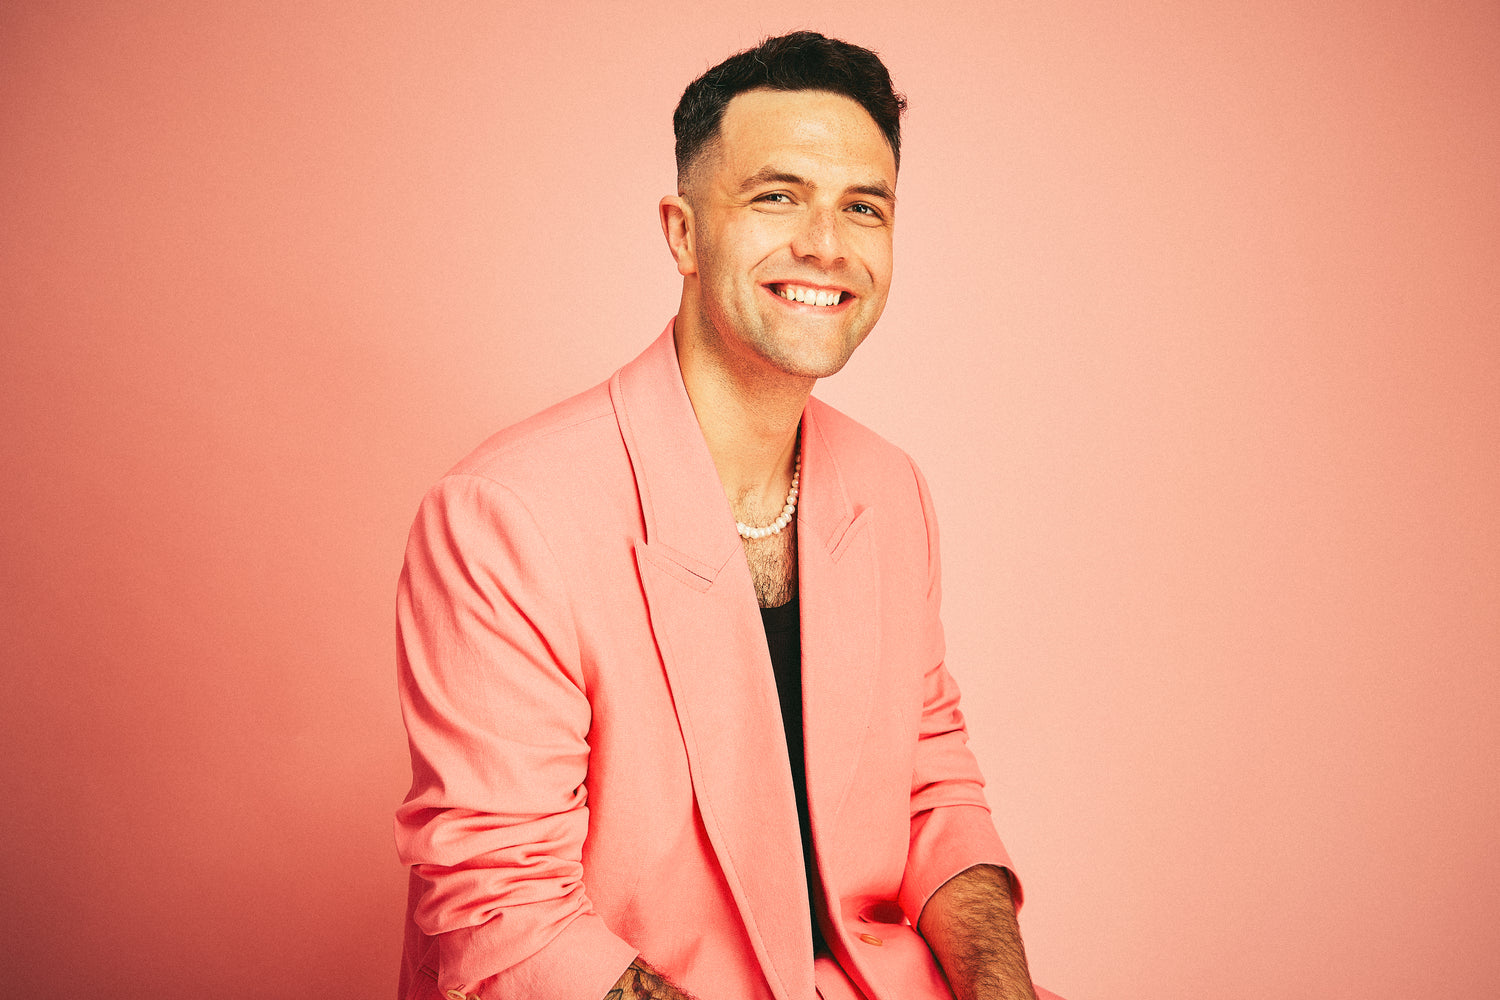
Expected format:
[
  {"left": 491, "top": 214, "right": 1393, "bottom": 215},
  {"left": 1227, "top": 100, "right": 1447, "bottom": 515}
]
[
  {"left": 858, "top": 932, "right": 883, "bottom": 947},
  {"left": 445, "top": 991, "right": 468, "bottom": 1000}
]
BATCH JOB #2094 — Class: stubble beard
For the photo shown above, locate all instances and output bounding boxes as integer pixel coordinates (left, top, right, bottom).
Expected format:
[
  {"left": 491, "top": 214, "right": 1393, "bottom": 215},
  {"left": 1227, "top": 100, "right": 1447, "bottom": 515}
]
[
  {"left": 701, "top": 294, "right": 868, "bottom": 384},
  {"left": 694, "top": 248, "right": 877, "bottom": 384}
]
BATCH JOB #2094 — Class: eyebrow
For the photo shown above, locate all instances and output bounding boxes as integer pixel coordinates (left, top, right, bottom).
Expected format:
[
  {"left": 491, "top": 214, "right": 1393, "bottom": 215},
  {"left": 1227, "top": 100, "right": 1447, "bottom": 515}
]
[{"left": 737, "top": 166, "right": 896, "bottom": 204}]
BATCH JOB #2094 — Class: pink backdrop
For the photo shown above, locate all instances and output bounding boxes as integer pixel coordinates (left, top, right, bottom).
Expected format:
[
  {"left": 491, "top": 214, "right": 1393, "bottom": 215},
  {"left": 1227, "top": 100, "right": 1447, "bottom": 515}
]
[{"left": 3, "top": 3, "right": 1497, "bottom": 998}]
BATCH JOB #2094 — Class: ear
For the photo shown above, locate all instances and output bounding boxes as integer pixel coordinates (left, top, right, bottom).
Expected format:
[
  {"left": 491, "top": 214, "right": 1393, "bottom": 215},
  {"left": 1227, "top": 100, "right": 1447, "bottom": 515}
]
[{"left": 659, "top": 195, "right": 697, "bottom": 277}]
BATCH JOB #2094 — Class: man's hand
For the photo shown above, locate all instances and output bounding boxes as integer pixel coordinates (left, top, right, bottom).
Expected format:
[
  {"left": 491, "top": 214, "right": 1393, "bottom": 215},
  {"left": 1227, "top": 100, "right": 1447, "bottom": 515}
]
[
  {"left": 917, "top": 864, "right": 1039, "bottom": 1000},
  {"left": 605, "top": 959, "right": 698, "bottom": 1000}
]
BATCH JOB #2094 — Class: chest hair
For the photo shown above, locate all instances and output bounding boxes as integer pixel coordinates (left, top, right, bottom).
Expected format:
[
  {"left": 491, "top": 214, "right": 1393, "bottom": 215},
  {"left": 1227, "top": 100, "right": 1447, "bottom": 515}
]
[{"left": 743, "top": 521, "right": 798, "bottom": 608}]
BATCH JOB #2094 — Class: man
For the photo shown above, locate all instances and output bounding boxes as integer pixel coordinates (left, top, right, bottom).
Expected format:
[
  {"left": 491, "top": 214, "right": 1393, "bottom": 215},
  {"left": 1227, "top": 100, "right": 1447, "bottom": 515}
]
[{"left": 396, "top": 32, "right": 1061, "bottom": 1000}]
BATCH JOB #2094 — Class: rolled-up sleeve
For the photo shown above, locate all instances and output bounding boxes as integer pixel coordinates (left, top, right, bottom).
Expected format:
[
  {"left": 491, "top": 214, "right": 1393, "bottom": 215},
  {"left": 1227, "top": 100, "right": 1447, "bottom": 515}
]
[
  {"left": 395, "top": 474, "right": 636, "bottom": 1000},
  {"left": 897, "top": 458, "right": 1022, "bottom": 925}
]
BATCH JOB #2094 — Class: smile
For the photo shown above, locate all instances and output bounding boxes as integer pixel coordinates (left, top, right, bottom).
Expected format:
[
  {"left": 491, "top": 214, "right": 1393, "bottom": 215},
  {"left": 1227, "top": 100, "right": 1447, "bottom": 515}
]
[{"left": 771, "top": 283, "right": 847, "bottom": 307}]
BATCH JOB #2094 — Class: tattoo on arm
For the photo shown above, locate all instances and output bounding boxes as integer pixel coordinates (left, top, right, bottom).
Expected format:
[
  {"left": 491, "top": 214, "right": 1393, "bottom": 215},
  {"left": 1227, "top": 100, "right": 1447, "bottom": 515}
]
[{"left": 604, "top": 959, "right": 698, "bottom": 1000}]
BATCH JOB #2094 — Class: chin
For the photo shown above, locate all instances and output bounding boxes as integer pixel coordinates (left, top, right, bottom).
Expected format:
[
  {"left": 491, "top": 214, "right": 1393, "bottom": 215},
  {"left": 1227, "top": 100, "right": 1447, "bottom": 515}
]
[{"left": 764, "top": 343, "right": 863, "bottom": 380}]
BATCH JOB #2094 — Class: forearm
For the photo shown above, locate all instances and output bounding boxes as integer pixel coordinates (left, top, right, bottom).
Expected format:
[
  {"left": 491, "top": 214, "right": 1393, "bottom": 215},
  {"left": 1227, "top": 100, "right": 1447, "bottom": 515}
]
[
  {"left": 917, "top": 864, "right": 1038, "bottom": 1000},
  {"left": 605, "top": 959, "right": 698, "bottom": 1000}
]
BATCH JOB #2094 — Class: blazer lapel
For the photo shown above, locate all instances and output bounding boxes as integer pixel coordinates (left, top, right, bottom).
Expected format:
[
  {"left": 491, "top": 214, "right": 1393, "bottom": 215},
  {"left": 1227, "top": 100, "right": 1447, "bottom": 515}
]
[
  {"left": 796, "top": 400, "right": 880, "bottom": 887},
  {"left": 611, "top": 322, "right": 815, "bottom": 1000}
]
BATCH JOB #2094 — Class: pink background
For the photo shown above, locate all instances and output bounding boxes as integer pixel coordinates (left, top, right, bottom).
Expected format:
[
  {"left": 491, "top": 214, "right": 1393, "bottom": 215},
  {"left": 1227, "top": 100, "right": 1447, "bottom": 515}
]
[{"left": 3, "top": 3, "right": 1497, "bottom": 997}]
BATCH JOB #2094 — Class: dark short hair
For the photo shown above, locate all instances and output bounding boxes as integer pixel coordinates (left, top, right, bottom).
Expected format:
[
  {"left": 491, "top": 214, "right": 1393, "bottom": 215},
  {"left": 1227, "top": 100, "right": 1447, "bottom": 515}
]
[{"left": 673, "top": 31, "right": 907, "bottom": 184}]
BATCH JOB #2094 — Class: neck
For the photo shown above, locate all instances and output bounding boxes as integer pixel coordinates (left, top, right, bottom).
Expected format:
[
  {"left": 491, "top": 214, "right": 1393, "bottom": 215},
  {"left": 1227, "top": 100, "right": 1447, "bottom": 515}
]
[{"left": 673, "top": 313, "right": 808, "bottom": 508}]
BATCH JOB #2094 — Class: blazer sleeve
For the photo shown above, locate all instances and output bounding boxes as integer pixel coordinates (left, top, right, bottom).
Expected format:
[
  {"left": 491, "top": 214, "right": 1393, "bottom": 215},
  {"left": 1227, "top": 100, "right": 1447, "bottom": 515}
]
[
  {"left": 896, "top": 457, "right": 1025, "bottom": 925},
  {"left": 394, "top": 473, "right": 637, "bottom": 1000}
]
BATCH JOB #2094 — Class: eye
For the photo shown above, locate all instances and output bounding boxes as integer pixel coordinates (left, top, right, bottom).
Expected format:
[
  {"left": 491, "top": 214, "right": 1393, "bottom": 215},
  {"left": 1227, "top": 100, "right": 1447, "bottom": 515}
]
[
  {"left": 755, "top": 192, "right": 793, "bottom": 204},
  {"left": 846, "top": 202, "right": 887, "bottom": 223}
]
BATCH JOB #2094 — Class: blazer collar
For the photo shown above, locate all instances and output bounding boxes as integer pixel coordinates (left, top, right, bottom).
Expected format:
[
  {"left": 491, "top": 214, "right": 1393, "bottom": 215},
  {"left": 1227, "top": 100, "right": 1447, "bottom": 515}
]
[{"left": 610, "top": 320, "right": 860, "bottom": 571}]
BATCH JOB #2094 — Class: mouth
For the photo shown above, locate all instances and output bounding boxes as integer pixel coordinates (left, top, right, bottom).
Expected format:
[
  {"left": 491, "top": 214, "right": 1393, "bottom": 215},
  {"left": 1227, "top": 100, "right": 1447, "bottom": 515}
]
[{"left": 767, "top": 282, "right": 850, "bottom": 308}]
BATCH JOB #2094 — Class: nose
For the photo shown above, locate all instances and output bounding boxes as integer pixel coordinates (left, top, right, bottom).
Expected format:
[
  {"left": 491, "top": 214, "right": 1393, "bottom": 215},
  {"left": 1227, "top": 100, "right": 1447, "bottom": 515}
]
[{"left": 789, "top": 204, "right": 844, "bottom": 264}]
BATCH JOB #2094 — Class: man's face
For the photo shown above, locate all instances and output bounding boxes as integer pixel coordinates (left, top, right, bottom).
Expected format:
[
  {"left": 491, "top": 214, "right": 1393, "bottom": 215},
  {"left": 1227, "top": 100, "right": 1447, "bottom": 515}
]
[{"left": 679, "top": 88, "right": 896, "bottom": 382}]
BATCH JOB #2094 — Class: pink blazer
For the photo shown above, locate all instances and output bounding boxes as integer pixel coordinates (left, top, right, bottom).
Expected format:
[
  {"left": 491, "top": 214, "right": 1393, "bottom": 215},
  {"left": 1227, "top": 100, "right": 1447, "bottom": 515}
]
[{"left": 396, "top": 322, "right": 1018, "bottom": 1000}]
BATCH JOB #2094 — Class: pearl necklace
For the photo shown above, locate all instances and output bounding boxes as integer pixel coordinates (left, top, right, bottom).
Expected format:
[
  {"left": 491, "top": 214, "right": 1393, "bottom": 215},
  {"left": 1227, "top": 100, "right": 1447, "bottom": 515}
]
[{"left": 737, "top": 448, "right": 801, "bottom": 540}]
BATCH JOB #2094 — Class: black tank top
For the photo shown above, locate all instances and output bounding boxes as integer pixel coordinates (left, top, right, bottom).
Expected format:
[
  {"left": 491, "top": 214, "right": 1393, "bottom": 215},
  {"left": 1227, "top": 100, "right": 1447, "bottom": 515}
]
[{"left": 759, "top": 595, "right": 829, "bottom": 955}]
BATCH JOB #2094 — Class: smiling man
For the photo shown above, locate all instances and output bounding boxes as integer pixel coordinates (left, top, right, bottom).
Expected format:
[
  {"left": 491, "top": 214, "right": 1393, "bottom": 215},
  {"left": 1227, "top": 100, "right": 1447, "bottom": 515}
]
[{"left": 396, "top": 32, "right": 1060, "bottom": 1000}]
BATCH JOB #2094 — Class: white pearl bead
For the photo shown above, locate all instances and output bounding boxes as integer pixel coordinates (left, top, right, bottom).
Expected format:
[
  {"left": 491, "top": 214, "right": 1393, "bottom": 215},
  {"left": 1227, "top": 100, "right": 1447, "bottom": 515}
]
[{"left": 736, "top": 443, "right": 801, "bottom": 540}]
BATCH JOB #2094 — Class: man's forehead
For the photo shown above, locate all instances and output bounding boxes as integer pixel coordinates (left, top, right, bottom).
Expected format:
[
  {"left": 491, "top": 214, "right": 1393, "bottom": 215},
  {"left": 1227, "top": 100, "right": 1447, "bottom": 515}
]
[
  {"left": 719, "top": 88, "right": 884, "bottom": 142},
  {"left": 713, "top": 88, "right": 897, "bottom": 181}
]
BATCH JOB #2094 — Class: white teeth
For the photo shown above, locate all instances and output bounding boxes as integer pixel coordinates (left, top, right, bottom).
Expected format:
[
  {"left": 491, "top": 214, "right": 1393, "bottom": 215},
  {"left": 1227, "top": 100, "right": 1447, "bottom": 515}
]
[{"left": 778, "top": 285, "right": 842, "bottom": 306}]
